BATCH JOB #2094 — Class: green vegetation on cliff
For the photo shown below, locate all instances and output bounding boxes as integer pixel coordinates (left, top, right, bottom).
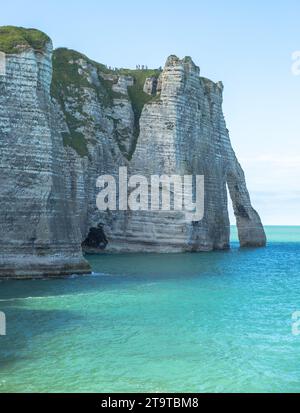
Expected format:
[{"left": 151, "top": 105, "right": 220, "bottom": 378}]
[
  {"left": 117, "top": 69, "right": 161, "bottom": 140},
  {"left": 0, "top": 26, "right": 50, "bottom": 54},
  {"left": 51, "top": 48, "right": 121, "bottom": 105},
  {"left": 0, "top": 27, "right": 162, "bottom": 158},
  {"left": 62, "top": 131, "right": 88, "bottom": 158},
  {"left": 51, "top": 48, "right": 90, "bottom": 93},
  {"left": 51, "top": 48, "right": 121, "bottom": 157},
  {"left": 51, "top": 48, "right": 162, "bottom": 158}
]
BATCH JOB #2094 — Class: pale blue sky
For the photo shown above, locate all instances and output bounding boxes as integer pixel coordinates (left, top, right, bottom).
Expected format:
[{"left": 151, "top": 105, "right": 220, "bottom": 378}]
[{"left": 1, "top": 0, "right": 300, "bottom": 224}]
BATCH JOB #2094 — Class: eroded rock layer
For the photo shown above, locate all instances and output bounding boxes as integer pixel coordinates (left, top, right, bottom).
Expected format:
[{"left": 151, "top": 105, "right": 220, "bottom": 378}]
[
  {"left": 0, "top": 27, "right": 266, "bottom": 277},
  {"left": 106, "top": 56, "right": 266, "bottom": 251},
  {"left": 0, "top": 28, "right": 90, "bottom": 278}
]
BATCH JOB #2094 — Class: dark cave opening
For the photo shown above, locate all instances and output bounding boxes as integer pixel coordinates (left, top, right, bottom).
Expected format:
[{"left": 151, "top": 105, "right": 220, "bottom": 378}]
[{"left": 82, "top": 224, "right": 108, "bottom": 250}]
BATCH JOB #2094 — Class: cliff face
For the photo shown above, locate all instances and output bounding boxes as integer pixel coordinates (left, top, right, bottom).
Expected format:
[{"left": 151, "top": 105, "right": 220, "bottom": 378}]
[
  {"left": 50, "top": 48, "right": 134, "bottom": 243},
  {"left": 52, "top": 52, "right": 265, "bottom": 252},
  {"left": 0, "top": 27, "right": 90, "bottom": 278},
  {"left": 0, "top": 27, "right": 266, "bottom": 278},
  {"left": 104, "top": 56, "right": 266, "bottom": 251}
]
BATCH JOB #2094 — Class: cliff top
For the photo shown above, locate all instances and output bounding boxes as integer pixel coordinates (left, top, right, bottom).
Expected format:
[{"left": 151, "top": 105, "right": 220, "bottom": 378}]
[
  {"left": 165, "top": 55, "right": 200, "bottom": 73},
  {"left": 0, "top": 26, "right": 51, "bottom": 54},
  {"left": 52, "top": 48, "right": 162, "bottom": 145}
]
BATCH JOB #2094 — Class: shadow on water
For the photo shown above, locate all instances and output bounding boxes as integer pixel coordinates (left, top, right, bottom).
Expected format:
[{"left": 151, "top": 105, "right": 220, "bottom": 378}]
[
  {"left": 0, "top": 245, "right": 271, "bottom": 302},
  {"left": 0, "top": 304, "right": 85, "bottom": 371},
  {"left": 0, "top": 247, "right": 260, "bottom": 372},
  {"left": 0, "top": 226, "right": 298, "bottom": 302}
]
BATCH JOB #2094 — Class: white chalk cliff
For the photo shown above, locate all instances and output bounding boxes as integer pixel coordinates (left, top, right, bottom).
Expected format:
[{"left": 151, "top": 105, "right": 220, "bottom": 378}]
[{"left": 0, "top": 27, "right": 266, "bottom": 278}]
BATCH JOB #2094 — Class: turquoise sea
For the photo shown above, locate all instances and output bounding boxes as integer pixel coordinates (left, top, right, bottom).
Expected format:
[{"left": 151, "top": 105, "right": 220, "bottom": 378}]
[{"left": 0, "top": 226, "right": 300, "bottom": 393}]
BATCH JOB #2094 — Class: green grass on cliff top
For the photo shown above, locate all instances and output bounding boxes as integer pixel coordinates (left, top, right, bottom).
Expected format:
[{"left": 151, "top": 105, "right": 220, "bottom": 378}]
[
  {"left": 0, "top": 26, "right": 50, "bottom": 54},
  {"left": 51, "top": 48, "right": 124, "bottom": 105},
  {"left": 116, "top": 68, "right": 162, "bottom": 145},
  {"left": 51, "top": 48, "right": 162, "bottom": 158},
  {"left": 117, "top": 68, "right": 161, "bottom": 118}
]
